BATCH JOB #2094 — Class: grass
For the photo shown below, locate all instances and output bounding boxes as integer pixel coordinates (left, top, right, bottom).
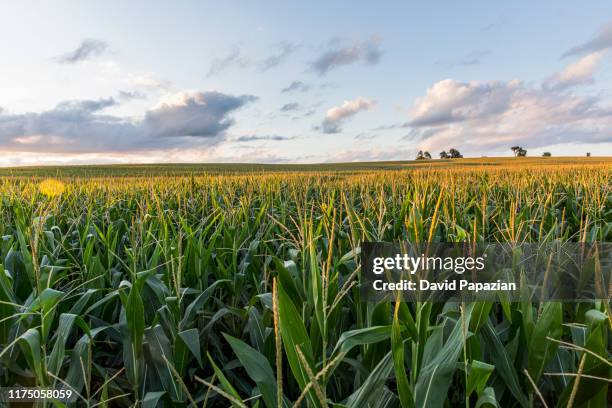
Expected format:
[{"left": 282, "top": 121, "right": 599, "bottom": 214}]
[{"left": 0, "top": 157, "right": 610, "bottom": 407}]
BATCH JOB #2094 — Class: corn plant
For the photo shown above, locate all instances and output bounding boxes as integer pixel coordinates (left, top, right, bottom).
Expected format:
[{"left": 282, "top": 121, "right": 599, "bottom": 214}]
[{"left": 0, "top": 159, "right": 610, "bottom": 407}]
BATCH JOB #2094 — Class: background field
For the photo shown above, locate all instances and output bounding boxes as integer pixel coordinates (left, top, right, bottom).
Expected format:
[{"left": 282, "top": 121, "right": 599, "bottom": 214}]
[
  {"left": 0, "top": 156, "right": 609, "bottom": 177},
  {"left": 0, "top": 157, "right": 610, "bottom": 407}
]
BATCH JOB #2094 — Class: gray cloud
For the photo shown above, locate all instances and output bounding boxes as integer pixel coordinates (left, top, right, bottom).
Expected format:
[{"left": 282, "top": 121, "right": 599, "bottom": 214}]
[
  {"left": 354, "top": 132, "right": 379, "bottom": 140},
  {"left": 261, "top": 42, "right": 299, "bottom": 71},
  {"left": 206, "top": 48, "right": 250, "bottom": 77},
  {"left": 280, "top": 102, "right": 300, "bottom": 112},
  {"left": 56, "top": 39, "right": 108, "bottom": 63},
  {"left": 234, "top": 134, "right": 295, "bottom": 142},
  {"left": 311, "top": 35, "right": 381, "bottom": 76},
  {"left": 441, "top": 49, "right": 492, "bottom": 67},
  {"left": 482, "top": 15, "right": 510, "bottom": 31},
  {"left": 145, "top": 92, "right": 257, "bottom": 137},
  {"left": 282, "top": 80, "right": 310, "bottom": 93},
  {"left": 118, "top": 90, "right": 147, "bottom": 101},
  {"left": 563, "top": 22, "right": 612, "bottom": 57},
  {"left": 0, "top": 91, "right": 256, "bottom": 153},
  {"left": 370, "top": 122, "right": 409, "bottom": 131},
  {"left": 55, "top": 97, "right": 118, "bottom": 113},
  {"left": 207, "top": 43, "right": 298, "bottom": 77}
]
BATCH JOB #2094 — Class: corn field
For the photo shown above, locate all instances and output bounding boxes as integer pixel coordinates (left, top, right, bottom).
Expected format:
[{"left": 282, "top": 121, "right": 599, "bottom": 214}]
[{"left": 0, "top": 160, "right": 610, "bottom": 407}]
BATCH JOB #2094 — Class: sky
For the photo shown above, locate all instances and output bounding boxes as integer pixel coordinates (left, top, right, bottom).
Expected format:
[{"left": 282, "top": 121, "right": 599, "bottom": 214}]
[{"left": 1, "top": 1, "right": 612, "bottom": 165}]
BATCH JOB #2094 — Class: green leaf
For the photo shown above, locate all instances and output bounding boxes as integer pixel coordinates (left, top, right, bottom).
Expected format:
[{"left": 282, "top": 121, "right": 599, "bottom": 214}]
[
  {"left": 277, "top": 280, "right": 319, "bottom": 408},
  {"left": 177, "top": 328, "right": 202, "bottom": 368},
  {"left": 345, "top": 351, "right": 394, "bottom": 408},
  {"left": 17, "top": 328, "right": 43, "bottom": 382},
  {"left": 142, "top": 391, "right": 166, "bottom": 408},
  {"left": 466, "top": 360, "right": 494, "bottom": 397},
  {"left": 48, "top": 313, "right": 90, "bottom": 377},
  {"left": 481, "top": 321, "right": 528, "bottom": 407},
  {"left": 527, "top": 301, "right": 562, "bottom": 382},
  {"left": 126, "top": 284, "right": 145, "bottom": 357},
  {"left": 332, "top": 325, "right": 392, "bottom": 356},
  {"left": 475, "top": 387, "right": 499, "bottom": 408},
  {"left": 179, "top": 279, "right": 230, "bottom": 329},
  {"left": 145, "top": 325, "right": 181, "bottom": 401},
  {"left": 415, "top": 308, "right": 472, "bottom": 408},
  {"left": 224, "top": 333, "right": 279, "bottom": 408},
  {"left": 392, "top": 305, "right": 414, "bottom": 408},
  {"left": 208, "top": 352, "right": 244, "bottom": 408}
]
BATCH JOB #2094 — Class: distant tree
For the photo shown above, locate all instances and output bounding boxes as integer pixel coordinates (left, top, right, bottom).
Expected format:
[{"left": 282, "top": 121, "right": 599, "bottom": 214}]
[
  {"left": 439, "top": 150, "right": 449, "bottom": 159},
  {"left": 542, "top": 152, "right": 551, "bottom": 157},
  {"left": 424, "top": 151, "right": 432, "bottom": 159},
  {"left": 448, "top": 148, "right": 463, "bottom": 158},
  {"left": 586, "top": 152, "right": 591, "bottom": 157},
  {"left": 511, "top": 146, "right": 527, "bottom": 157},
  {"left": 416, "top": 150, "right": 425, "bottom": 160}
]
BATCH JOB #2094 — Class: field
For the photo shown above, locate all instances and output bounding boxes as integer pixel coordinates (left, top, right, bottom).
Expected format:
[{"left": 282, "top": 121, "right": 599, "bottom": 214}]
[{"left": 0, "top": 157, "right": 610, "bottom": 407}]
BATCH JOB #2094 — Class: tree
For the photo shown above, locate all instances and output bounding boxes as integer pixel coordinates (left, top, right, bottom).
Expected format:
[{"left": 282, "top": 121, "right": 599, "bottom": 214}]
[
  {"left": 424, "top": 151, "right": 432, "bottom": 159},
  {"left": 448, "top": 148, "right": 463, "bottom": 158},
  {"left": 439, "top": 150, "right": 449, "bottom": 159},
  {"left": 586, "top": 152, "right": 591, "bottom": 157},
  {"left": 416, "top": 150, "right": 425, "bottom": 160},
  {"left": 542, "top": 152, "right": 551, "bottom": 157},
  {"left": 511, "top": 146, "right": 527, "bottom": 157}
]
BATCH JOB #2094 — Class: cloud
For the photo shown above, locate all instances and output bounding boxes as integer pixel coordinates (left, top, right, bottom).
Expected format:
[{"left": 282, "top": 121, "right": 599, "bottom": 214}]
[
  {"left": 280, "top": 102, "right": 300, "bottom": 112},
  {"left": 261, "top": 42, "right": 299, "bottom": 71},
  {"left": 0, "top": 91, "right": 256, "bottom": 153},
  {"left": 145, "top": 91, "right": 257, "bottom": 137},
  {"left": 544, "top": 51, "right": 605, "bottom": 90},
  {"left": 282, "top": 80, "right": 310, "bottom": 93},
  {"left": 408, "top": 79, "right": 517, "bottom": 127},
  {"left": 563, "top": 22, "right": 612, "bottom": 57},
  {"left": 319, "top": 97, "right": 375, "bottom": 133},
  {"left": 311, "top": 35, "right": 381, "bottom": 75},
  {"left": 354, "top": 132, "right": 380, "bottom": 140},
  {"left": 482, "top": 15, "right": 510, "bottom": 31},
  {"left": 118, "top": 90, "right": 147, "bottom": 101},
  {"left": 406, "top": 78, "right": 612, "bottom": 152},
  {"left": 127, "top": 74, "right": 173, "bottom": 91},
  {"left": 441, "top": 49, "right": 492, "bottom": 67},
  {"left": 55, "top": 97, "right": 118, "bottom": 112},
  {"left": 234, "top": 134, "right": 295, "bottom": 142},
  {"left": 206, "top": 48, "right": 250, "bottom": 77},
  {"left": 370, "top": 123, "right": 409, "bottom": 131},
  {"left": 56, "top": 39, "right": 108, "bottom": 63},
  {"left": 207, "top": 43, "right": 298, "bottom": 77}
]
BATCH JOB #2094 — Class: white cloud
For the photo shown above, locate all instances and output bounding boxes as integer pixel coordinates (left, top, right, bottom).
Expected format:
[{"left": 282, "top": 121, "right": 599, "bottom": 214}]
[
  {"left": 127, "top": 74, "right": 172, "bottom": 91},
  {"left": 544, "top": 51, "right": 605, "bottom": 90},
  {"left": 409, "top": 79, "right": 516, "bottom": 127},
  {"left": 319, "top": 97, "right": 375, "bottom": 133},
  {"left": 407, "top": 79, "right": 612, "bottom": 153}
]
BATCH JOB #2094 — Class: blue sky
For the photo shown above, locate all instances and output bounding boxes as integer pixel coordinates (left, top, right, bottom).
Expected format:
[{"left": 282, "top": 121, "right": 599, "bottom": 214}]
[{"left": 0, "top": 1, "right": 611, "bottom": 165}]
